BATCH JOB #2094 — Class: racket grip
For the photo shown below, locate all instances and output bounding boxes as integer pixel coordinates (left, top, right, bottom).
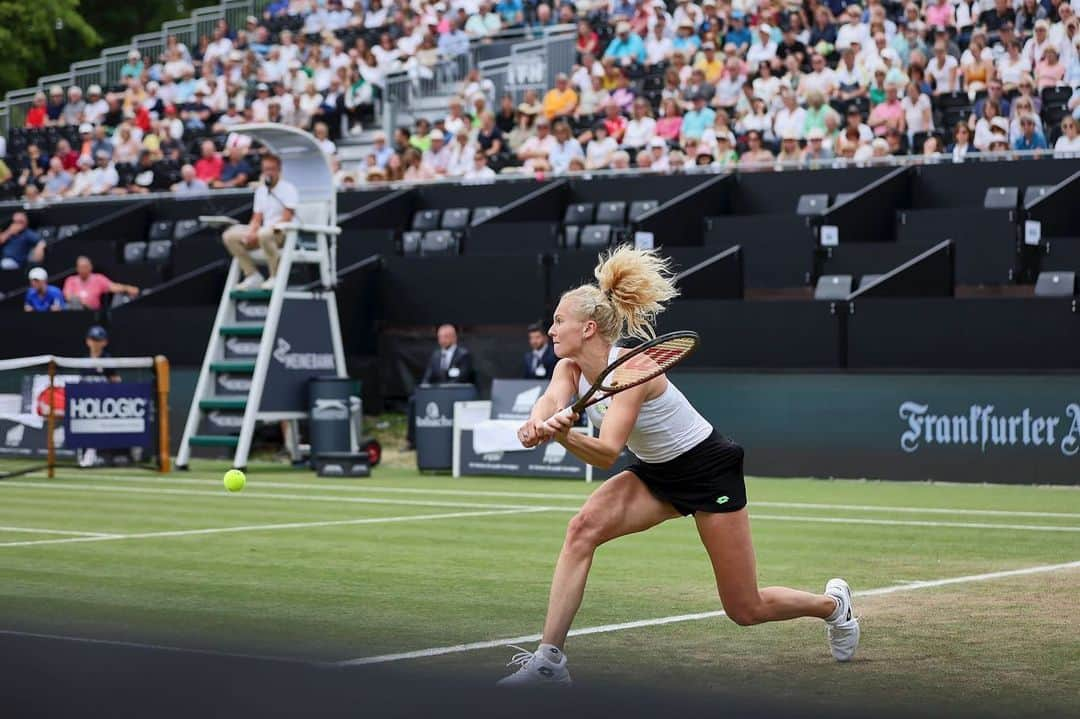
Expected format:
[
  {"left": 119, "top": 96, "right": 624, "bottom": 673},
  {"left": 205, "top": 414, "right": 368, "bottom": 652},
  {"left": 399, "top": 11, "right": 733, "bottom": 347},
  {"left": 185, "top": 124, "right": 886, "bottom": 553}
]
[{"left": 542, "top": 406, "right": 576, "bottom": 431}]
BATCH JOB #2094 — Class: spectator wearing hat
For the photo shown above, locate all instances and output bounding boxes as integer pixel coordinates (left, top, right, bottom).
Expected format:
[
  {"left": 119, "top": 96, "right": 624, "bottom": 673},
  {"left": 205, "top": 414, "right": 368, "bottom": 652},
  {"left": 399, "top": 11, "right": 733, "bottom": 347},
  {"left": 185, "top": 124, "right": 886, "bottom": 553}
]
[
  {"left": 542, "top": 73, "right": 578, "bottom": 122},
  {"left": 645, "top": 17, "right": 673, "bottom": 67},
  {"left": 423, "top": 130, "right": 452, "bottom": 175},
  {"left": 61, "top": 87, "right": 86, "bottom": 127},
  {"left": 747, "top": 24, "right": 778, "bottom": 68},
  {"left": 369, "top": 131, "right": 394, "bottom": 167},
  {"left": 672, "top": 20, "right": 701, "bottom": 58},
  {"left": 83, "top": 85, "right": 108, "bottom": 125},
  {"left": 694, "top": 42, "right": 724, "bottom": 85},
  {"left": 0, "top": 213, "right": 44, "bottom": 271},
  {"left": 1014, "top": 114, "right": 1049, "bottom": 150},
  {"left": 120, "top": 50, "right": 144, "bottom": 80},
  {"left": 63, "top": 256, "right": 139, "bottom": 311},
  {"left": 802, "top": 128, "right": 834, "bottom": 161},
  {"left": 446, "top": 127, "right": 478, "bottom": 177},
  {"left": 1025, "top": 20, "right": 1056, "bottom": 65},
  {"left": 645, "top": 136, "right": 670, "bottom": 172},
  {"left": 681, "top": 93, "right": 716, "bottom": 143},
  {"left": 725, "top": 11, "right": 752, "bottom": 55},
  {"left": 24, "top": 267, "right": 65, "bottom": 312},
  {"left": 605, "top": 21, "right": 647, "bottom": 68},
  {"left": 776, "top": 130, "right": 803, "bottom": 163}
]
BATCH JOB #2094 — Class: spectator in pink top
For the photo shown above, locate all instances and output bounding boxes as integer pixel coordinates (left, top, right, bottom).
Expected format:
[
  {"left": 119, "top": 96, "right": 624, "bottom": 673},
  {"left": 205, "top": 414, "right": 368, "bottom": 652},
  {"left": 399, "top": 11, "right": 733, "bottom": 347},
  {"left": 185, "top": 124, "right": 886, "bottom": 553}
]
[
  {"left": 925, "top": 0, "right": 955, "bottom": 30},
  {"left": 868, "top": 84, "right": 905, "bottom": 136},
  {"left": 62, "top": 256, "right": 139, "bottom": 311},
  {"left": 1035, "top": 46, "right": 1066, "bottom": 90}
]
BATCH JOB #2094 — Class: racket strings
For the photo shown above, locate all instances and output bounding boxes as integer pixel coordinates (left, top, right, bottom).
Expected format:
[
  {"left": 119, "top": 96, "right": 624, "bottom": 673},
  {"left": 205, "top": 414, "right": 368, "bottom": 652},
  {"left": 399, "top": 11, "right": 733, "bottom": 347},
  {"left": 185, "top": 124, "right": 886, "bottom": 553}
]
[{"left": 604, "top": 336, "right": 697, "bottom": 390}]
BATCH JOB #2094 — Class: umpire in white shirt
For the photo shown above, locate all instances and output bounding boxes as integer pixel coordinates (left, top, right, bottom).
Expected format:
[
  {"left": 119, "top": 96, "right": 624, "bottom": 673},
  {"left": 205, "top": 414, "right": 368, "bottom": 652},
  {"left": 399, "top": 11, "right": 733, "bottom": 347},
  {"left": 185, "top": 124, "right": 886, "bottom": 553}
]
[{"left": 222, "top": 153, "right": 299, "bottom": 289}]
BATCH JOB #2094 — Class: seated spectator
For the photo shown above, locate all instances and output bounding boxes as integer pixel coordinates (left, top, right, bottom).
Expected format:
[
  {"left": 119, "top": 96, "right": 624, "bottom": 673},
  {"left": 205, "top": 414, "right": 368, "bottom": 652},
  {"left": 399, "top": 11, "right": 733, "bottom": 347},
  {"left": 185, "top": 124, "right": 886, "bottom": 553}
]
[
  {"left": 1055, "top": 117, "right": 1080, "bottom": 155},
  {"left": 776, "top": 131, "right": 803, "bottom": 163},
  {"left": 584, "top": 123, "right": 618, "bottom": 169},
  {"left": 475, "top": 112, "right": 504, "bottom": 160},
  {"left": 802, "top": 129, "right": 833, "bottom": 161},
  {"left": 604, "top": 21, "right": 646, "bottom": 69},
  {"left": 313, "top": 122, "right": 337, "bottom": 157},
  {"left": 87, "top": 151, "right": 119, "bottom": 196},
  {"left": 111, "top": 124, "right": 142, "bottom": 166},
  {"left": 868, "top": 84, "right": 904, "bottom": 136},
  {"left": 1035, "top": 46, "right": 1066, "bottom": 90},
  {"left": 609, "top": 150, "right": 632, "bottom": 170},
  {"left": 62, "top": 86, "right": 86, "bottom": 126},
  {"left": 645, "top": 137, "right": 670, "bottom": 171},
  {"left": 126, "top": 151, "right": 173, "bottom": 194},
  {"left": 16, "top": 144, "right": 48, "bottom": 194},
  {"left": 25, "top": 93, "right": 48, "bottom": 128},
  {"left": 655, "top": 98, "right": 683, "bottom": 142},
  {"left": 622, "top": 98, "right": 657, "bottom": 150},
  {"left": 173, "top": 164, "right": 209, "bottom": 195},
  {"left": 543, "top": 73, "right": 578, "bottom": 122},
  {"left": 445, "top": 127, "right": 476, "bottom": 177},
  {"left": 45, "top": 86, "right": 66, "bottom": 124},
  {"left": 738, "top": 130, "right": 774, "bottom": 167},
  {"left": 213, "top": 144, "right": 254, "bottom": 189},
  {"left": 549, "top": 121, "right": 584, "bottom": 174},
  {"left": 773, "top": 89, "right": 807, "bottom": 141},
  {"left": 402, "top": 148, "right": 437, "bottom": 181},
  {"left": 423, "top": 130, "right": 451, "bottom": 175},
  {"left": 517, "top": 116, "right": 558, "bottom": 171},
  {"left": 1013, "top": 114, "right": 1048, "bottom": 150},
  {"left": 947, "top": 123, "right": 978, "bottom": 162},
  {"left": 41, "top": 157, "right": 74, "bottom": 200},
  {"left": 63, "top": 256, "right": 139, "bottom": 310},
  {"left": 83, "top": 85, "right": 108, "bottom": 125},
  {"left": 681, "top": 93, "right": 716, "bottom": 143},
  {"left": 66, "top": 155, "right": 96, "bottom": 197},
  {"left": 194, "top": 140, "right": 223, "bottom": 183},
  {"left": 24, "top": 267, "right": 65, "bottom": 312},
  {"left": 0, "top": 213, "right": 44, "bottom": 270},
  {"left": 464, "top": 151, "right": 496, "bottom": 180}
]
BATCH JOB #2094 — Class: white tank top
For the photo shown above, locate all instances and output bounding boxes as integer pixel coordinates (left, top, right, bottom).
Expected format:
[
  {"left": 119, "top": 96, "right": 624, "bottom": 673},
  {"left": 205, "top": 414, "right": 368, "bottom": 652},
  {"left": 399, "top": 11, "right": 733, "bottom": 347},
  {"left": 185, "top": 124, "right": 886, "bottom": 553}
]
[{"left": 579, "top": 345, "right": 714, "bottom": 464}]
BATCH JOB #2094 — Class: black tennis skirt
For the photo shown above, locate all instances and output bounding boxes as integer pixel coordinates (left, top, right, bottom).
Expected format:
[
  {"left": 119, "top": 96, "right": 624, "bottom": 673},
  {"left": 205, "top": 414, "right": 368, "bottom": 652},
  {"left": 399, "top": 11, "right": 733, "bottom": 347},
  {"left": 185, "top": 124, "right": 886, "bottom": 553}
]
[{"left": 626, "top": 430, "right": 747, "bottom": 516}]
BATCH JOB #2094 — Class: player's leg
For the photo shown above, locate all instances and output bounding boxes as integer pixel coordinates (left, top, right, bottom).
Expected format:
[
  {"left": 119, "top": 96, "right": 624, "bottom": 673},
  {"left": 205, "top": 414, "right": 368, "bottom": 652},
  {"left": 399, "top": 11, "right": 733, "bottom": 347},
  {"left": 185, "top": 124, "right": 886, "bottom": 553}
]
[
  {"left": 542, "top": 470, "right": 681, "bottom": 648},
  {"left": 694, "top": 509, "right": 860, "bottom": 660},
  {"left": 499, "top": 471, "right": 679, "bottom": 686}
]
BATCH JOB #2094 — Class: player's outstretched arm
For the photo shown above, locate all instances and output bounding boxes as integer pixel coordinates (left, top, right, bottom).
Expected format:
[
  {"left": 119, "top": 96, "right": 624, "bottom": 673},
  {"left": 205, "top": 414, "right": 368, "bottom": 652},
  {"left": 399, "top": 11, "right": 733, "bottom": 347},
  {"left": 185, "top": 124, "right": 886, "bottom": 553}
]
[
  {"left": 552, "top": 384, "right": 646, "bottom": 469},
  {"left": 518, "top": 359, "right": 577, "bottom": 448}
]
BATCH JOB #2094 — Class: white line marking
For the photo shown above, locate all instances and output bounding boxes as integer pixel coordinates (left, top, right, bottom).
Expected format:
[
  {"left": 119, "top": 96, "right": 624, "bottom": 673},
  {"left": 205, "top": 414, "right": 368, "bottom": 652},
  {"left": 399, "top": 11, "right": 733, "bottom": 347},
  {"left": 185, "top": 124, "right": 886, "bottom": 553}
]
[
  {"left": 0, "top": 480, "right": 563, "bottom": 512},
  {"left": 2, "top": 482, "right": 1074, "bottom": 534},
  {"left": 751, "top": 514, "right": 1080, "bottom": 533},
  {"left": 0, "top": 525, "right": 118, "bottom": 538},
  {"left": 51, "top": 473, "right": 1080, "bottom": 519},
  {"left": 0, "top": 629, "right": 319, "bottom": 665},
  {"left": 0, "top": 508, "right": 548, "bottom": 548},
  {"left": 338, "top": 559, "right": 1080, "bottom": 666}
]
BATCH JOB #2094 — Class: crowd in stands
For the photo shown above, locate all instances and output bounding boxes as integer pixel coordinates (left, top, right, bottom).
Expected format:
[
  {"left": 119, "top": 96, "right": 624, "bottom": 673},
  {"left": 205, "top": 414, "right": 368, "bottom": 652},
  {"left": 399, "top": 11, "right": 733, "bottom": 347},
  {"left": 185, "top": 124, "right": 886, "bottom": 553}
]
[{"left": 5, "top": 0, "right": 1080, "bottom": 203}]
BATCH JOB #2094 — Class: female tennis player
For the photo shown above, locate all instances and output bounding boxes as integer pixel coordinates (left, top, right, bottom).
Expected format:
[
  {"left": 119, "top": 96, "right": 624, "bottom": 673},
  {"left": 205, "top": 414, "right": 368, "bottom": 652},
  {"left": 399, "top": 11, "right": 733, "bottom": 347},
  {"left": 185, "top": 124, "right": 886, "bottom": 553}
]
[{"left": 498, "top": 246, "right": 859, "bottom": 686}]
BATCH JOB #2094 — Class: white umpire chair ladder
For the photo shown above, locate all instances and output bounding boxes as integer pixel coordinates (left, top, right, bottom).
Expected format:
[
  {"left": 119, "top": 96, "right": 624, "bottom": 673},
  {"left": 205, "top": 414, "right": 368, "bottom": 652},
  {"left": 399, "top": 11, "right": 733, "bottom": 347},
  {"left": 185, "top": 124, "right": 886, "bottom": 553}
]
[{"left": 176, "top": 124, "right": 349, "bottom": 470}]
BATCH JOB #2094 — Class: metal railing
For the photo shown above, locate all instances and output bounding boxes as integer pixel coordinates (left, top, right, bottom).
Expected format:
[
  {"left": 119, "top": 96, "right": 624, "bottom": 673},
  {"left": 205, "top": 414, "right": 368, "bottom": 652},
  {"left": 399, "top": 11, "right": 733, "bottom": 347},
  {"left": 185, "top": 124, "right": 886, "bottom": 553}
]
[
  {"left": 0, "top": 0, "right": 271, "bottom": 132},
  {"left": 381, "top": 25, "right": 576, "bottom": 136}
]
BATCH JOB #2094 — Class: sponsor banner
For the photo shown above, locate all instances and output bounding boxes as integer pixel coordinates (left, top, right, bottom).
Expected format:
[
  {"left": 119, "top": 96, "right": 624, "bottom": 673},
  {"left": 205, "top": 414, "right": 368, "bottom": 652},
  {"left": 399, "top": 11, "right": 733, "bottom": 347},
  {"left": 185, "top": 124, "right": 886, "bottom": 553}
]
[
  {"left": 458, "top": 429, "right": 589, "bottom": 479},
  {"left": 223, "top": 336, "right": 261, "bottom": 359},
  {"left": 415, "top": 384, "right": 478, "bottom": 470},
  {"left": 0, "top": 418, "right": 73, "bottom": 458},
  {"left": 64, "top": 382, "right": 153, "bottom": 449},
  {"left": 260, "top": 298, "right": 340, "bottom": 412},
  {"left": 673, "top": 372, "right": 1080, "bottom": 485},
  {"left": 490, "top": 379, "right": 546, "bottom": 420}
]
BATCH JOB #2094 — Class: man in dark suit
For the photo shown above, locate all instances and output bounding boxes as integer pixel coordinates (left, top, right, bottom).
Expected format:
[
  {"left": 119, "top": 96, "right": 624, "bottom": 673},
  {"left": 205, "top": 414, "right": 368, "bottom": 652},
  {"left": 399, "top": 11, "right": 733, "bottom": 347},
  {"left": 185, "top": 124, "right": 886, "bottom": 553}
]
[
  {"left": 421, "top": 323, "right": 476, "bottom": 385},
  {"left": 407, "top": 324, "right": 476, "bottom": 449},
  {"left": 522, "top": 322, "right": 557, "bottom": 380}
]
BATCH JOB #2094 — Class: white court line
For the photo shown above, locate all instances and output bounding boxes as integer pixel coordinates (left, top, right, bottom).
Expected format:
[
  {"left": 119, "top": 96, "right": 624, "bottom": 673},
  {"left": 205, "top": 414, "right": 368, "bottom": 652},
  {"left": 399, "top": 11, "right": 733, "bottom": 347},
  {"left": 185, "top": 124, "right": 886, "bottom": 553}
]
[
  {"left": 338, "top": 559, "right": 1080, "bottom": 666},
  {"left": 0, "top": 525, "right": 119, "bottom": 538},
  {"left": 0, "top": 508, "right": 549, "bottom": 549},
  {"left": 50, "top": 473, "right": 1080, "bottom": 519},
  {"left": 2, "top": 481, "right": 1075, "bottom": 534}
]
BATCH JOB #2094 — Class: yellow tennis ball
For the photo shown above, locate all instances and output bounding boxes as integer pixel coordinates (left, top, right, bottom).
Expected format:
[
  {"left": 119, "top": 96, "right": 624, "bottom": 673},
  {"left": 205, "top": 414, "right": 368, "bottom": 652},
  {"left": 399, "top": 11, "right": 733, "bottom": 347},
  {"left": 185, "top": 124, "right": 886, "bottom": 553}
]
[{"left": 223, "top": 469, "right": 246, "bottom": 492}]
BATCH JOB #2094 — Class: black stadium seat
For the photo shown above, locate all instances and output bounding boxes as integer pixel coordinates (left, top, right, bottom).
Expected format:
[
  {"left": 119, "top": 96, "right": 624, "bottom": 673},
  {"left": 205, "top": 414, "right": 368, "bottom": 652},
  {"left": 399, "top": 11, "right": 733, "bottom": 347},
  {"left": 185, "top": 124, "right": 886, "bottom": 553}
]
[
  {"left": 420, "top": 230, "right": 458, "bottom": 256},
  {"left": 124, "top": 242, "right": 148, "bottom": 263},
  {"left": 796, "top": 194, "right": 830, "bottom": 215},
  {"left": 628, "top": 200, "right": 659, "bottom": 222},
  {"left": 563, "top": 203, "right": 595, "bottom": 225},
  {"left": 1023, "top": 186, "right": 1054, "bottom": 206},
  {"left": 146, "top": 240, "right": 173, "bottom": 263},
  {"left": 595, "top": 201, "right": 627, "bottom": 225},
  {"left": 36, "top": 226, "right": 58, "bottom": 244},
  {"left": 1034, "top": 271, "right": 1075, "bottom": 296},
  {"left": 858, "top": 274, "right": 883, "bottom": 289},
  {"left": 412, "top": 209, "right": 441, "bottom": 231},
  {"left": 57, "top": 224, "right": 80, "bottom": 240},
  {"left": 401, "top": 231, "right": 422, "bottom": 255},
  {"left": 984, "top": 187, "right": 1019, "bottom": 209},
  {"left": 440, "top": 207, "right": 470, "bottom": 230},
  {"left": 149, "top": 220, "right": 175, "bottom": 242},
  {"left": 470, "top": 206, "right": 499, "bottom": 224},
  {"left": 814, "top": 274, "right": 852, "bottom": 299},
  {"left": 579, "top": 225, "right": 612, "bottom": 248},
  {"left": 173, "top": 218, "right": 202, "bottom": 239},
  {"left": 563, "top": 225, "right": 580, "bottom": 249}
]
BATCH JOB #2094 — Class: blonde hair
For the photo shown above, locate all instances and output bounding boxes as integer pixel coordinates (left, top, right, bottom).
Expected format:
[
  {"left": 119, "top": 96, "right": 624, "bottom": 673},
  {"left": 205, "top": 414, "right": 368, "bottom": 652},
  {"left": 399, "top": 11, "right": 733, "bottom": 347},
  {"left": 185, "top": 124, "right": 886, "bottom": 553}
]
[{"left": 562, "top": 246, "right": 679, "bottom": 343}]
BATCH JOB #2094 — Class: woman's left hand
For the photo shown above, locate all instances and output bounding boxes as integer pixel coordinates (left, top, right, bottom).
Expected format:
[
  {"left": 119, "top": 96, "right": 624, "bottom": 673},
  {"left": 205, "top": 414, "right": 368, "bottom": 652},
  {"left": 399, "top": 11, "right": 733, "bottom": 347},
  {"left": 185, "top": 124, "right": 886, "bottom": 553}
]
[{"left": 543, "top": 409, "right": 580, "bottom": 439}]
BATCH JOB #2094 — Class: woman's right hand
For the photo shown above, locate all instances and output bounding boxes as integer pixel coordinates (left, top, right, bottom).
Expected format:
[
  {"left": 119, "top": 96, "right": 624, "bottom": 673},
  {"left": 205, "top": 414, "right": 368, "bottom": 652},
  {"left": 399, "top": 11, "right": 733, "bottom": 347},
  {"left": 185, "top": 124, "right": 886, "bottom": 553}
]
[{"left": 517, "top": 417, "right": 549, "bottom": 448}]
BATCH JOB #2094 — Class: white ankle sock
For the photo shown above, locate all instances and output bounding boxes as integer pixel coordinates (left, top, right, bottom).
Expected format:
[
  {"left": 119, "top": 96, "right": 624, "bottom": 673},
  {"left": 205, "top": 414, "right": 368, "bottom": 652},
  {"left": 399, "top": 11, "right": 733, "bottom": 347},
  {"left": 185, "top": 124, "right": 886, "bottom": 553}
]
[
  {"left": 825, "top": 595, "right": 843, "bottom": 623},
  {"left": 537, "top": 643, "right": 564, "bottom": 663}
]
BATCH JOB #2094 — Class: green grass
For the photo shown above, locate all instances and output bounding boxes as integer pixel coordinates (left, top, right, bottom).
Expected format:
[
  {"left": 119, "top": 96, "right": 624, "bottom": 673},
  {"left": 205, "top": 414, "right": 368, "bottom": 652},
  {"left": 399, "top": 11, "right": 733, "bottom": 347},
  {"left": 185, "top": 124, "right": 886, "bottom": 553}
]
[{"left": 1, "top": 464, "right": 1077, "bottom": 716}]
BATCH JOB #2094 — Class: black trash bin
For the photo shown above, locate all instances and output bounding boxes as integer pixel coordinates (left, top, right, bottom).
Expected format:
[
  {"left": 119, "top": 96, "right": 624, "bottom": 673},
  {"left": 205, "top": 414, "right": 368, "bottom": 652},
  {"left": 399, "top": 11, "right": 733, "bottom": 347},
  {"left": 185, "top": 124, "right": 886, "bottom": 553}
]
[{"left": 309, "top": 378, "right": 369, "bottom": 476}]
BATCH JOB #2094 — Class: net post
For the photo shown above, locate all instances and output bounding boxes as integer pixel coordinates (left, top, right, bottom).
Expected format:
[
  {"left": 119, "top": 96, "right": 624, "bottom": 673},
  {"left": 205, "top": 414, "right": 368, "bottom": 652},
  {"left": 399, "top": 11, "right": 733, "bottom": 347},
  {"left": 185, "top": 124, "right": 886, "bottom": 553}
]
[
  {"left": 154, "top": 355, "right": 171, "bottom": 473},
  {"left": 46, "top": 359, "right": 56, "bottom": 479}
]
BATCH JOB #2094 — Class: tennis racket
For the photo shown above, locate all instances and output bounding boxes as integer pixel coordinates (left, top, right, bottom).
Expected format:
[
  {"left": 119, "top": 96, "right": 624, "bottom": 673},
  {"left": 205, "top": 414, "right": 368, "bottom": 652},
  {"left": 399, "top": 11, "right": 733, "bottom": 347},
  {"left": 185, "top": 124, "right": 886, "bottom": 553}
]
[{"left": 544, "top": 331, "right": 700, "bottom": 428}]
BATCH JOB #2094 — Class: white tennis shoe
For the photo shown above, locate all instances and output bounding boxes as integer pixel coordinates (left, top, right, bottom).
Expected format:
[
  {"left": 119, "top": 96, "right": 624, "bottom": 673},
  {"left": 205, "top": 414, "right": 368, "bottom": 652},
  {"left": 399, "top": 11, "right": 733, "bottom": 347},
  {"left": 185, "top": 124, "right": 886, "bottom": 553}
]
[
  {"left": 236, "top": 272, "right": 264, "bottom": 290},
  {"left": 825, "top": 577, "right": 860, "bottom": 662},
  {"left": 496, "top": 644, "right": 572, "bottom": 687}
]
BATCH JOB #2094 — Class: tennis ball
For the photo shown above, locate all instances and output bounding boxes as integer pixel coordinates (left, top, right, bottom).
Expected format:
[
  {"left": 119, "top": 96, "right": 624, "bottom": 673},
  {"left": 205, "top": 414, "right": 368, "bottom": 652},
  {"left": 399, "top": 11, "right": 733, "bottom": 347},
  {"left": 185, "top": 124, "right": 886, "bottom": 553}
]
[{"left": 223, "top": 469, "right": 246, "bottom": 492}]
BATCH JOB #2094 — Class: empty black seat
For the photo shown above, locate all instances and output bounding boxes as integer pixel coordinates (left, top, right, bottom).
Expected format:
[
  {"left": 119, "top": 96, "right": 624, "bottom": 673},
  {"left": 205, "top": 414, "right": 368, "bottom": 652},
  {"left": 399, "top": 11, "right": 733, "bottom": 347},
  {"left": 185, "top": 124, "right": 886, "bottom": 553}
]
[
  {"left": 833, "top": 193, "right": 856, "bottom": 206},
  {"left": 563, "top": 225, "right": 580, "bottom": 249},
  {"left": 401, "top": 231, "right": 422, "bottom": 255},
  {"left": 173, "top": 218, "right": 201, "bottom": 239},
  {"left": 628, "top": 200, "right": 659, "bottom": 222},
  {"left": 814, "top": 274, "right": 852, "bottom": 299},
  {"left": 420, "top": 230, "right": 458, "bottom": 256},
  {"left": 858, "top": 274, "right": 883, "bottom": 289},
  {"left": 563, "top": 203, "right": 595, "bottom": 225},
  {"left": 470, "top": 206, "right": 499, "bottom": 225},
  {"left": 441, "top": 207, "right": 470, "bottom": 230},
  {"left": 36, "top": 226, "right": 58, "bottom": 244},
  {"left": 57, "top": 224, "right": 80, "bottom": 240},
  {"left": 595, "top": 201, "right": 627, "bottom": 225},
  {"left": 1041, "top": 86, "right": 1072, "bottom": 107},
  {"left": 123, "top": 242, "right": 148, "bottom": 263},
  {"left": 412, "top": 209, "right": 441, "bottom": 231},
  {"left": 984, "top": 186, "right": 1019, "bottom": 209},
  {"left": 579, "top": 225, "right": 612, "bottom": 248},
  {"left": 1034, "top": 271, "right": 1075, "bottom": 296},
  {"left": 146, "top": 240, "right": 172, "bottom": 263},
  {"left": 1023, "top": 185, "right": 1054, "bottom": 206},
  {"left": 148, "top": 220, "right": 175, "bottom": 242},
  {"left": 797, "top": 194, "right": 830, "bottom": 215}
]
